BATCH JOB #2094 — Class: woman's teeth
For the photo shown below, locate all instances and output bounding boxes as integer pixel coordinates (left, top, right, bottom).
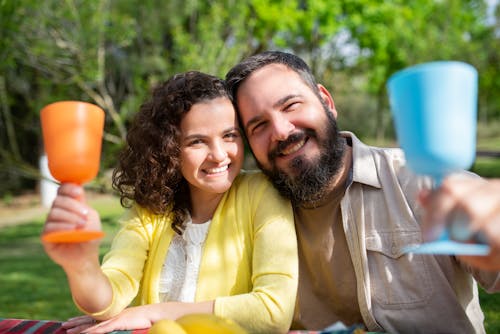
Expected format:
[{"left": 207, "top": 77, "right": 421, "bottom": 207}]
[{"left": 206, "top": 165, "right": 228, "bottom": 174}]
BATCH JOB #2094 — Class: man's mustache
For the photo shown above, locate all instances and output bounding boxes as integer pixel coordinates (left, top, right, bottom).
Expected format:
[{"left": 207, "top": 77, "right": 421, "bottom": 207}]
[{"left": 269, "top": 131, "right": 310, "bottom": 160}]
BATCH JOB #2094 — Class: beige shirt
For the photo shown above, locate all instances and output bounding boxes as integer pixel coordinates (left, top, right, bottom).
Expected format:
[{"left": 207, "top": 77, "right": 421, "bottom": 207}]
[{"left": 292, "top": 132, "right": 500, "bottom": 333}]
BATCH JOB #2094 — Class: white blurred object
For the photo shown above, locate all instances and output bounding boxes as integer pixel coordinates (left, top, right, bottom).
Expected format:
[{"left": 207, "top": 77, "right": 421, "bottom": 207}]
[{"left": 39, "top": 154, "right": 59, "bottom": 208}]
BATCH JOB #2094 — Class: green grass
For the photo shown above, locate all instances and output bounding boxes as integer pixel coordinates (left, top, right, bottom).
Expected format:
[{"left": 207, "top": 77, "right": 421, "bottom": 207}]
[
  {"left": 0, "top": 197, "right": 123, "bottom": 321},
  {"left": 1, "top": 197, "right": 499, "bottom": 332},
  {"left": 480, "top": 288, "right": 500, "bottom": 334},
  {"left": 472, "top": 156, "right": 500, "bottom": 178}
]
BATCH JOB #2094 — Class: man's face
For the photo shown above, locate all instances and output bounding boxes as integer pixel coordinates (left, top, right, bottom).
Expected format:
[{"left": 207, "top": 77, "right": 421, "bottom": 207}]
[{"left": 236, "top": 64, "right": 345, "bottom": 204}]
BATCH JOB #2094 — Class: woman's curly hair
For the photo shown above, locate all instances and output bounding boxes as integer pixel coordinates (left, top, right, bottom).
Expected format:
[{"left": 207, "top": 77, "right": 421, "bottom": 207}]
[{"left": 112, "top": 71, "right": 231, "bottom": 234}]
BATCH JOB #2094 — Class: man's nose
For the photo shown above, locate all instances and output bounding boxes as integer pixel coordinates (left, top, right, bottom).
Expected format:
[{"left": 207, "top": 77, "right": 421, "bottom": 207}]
[{"left": 271, "top": 114, "right": 294, "bottom": 142}]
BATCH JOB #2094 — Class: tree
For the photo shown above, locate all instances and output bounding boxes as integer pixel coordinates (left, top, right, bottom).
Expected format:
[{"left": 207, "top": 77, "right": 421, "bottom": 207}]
[
  {"left": 1, "top": 0, "right": 498, "bottom": 196},
  {"left": 340, "top": 0, "right": 492, "bottom": 140}
]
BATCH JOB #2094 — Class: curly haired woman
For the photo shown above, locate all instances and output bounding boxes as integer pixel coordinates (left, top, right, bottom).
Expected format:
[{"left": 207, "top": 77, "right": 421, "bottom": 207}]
[{"left": 41, "top": 71, "right": 298, "bottom": 334}]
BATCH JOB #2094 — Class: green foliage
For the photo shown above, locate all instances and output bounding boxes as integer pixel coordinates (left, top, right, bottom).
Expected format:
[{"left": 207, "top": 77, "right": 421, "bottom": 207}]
[
  {"left": 340, "top": 0, "right": 495, "bottom": 140},
  {"left": 1, "top": 0, "right": 499, "bottom": 196}
]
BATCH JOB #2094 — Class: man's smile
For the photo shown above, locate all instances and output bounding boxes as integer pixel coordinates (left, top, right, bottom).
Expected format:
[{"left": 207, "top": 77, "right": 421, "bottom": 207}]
[
  {"left": 279, "top": 137, "right": 307, "bottom": 156},
  {"left": 274, "top": 132, "right": 310, "bottom": 159}
]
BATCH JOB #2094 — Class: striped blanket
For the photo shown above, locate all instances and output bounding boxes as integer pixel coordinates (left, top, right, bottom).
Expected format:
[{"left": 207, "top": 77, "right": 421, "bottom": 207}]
[{"left": 0, "top": 318, "right": 148, "bottom": 334}]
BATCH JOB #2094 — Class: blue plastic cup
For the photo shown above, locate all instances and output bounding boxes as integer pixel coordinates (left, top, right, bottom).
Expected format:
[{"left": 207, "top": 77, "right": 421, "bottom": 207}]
[
  {"left": 387, "top": 61, "right": 478, "bottom": 183},
  {"left": 387, "top": 62, "right": 489, "bottom": 255}
]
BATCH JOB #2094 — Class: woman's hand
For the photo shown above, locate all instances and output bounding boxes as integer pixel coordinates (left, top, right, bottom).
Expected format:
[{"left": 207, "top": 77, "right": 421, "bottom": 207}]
[
  {"left": 63, "top": 301, "right": 214, "bottom": 333},
  {"left": 41, "top": 183, "right": 102, "bottom": 271},
  {"left": 61, "top": 315, "right": 97, "bottom": 334}
]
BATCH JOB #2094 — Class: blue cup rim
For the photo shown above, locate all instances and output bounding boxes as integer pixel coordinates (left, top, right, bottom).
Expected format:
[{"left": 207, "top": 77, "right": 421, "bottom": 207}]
[{"left": 387, "top": 61, "right": 477, "bottom": 87}]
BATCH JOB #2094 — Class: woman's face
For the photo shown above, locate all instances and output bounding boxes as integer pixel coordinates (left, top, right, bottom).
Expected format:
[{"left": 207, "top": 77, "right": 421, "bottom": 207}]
[{"left": 180, "top": 97, "right": 244, "bottom": 198}]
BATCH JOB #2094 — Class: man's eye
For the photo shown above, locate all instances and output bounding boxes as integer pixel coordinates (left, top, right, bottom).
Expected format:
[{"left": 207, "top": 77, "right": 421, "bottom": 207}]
[
  {"left": 285, "top": 102, "right": 299, "bottom": 111},
  {"left": 250, "top": 122, "right": 265, "bottom": 135}
]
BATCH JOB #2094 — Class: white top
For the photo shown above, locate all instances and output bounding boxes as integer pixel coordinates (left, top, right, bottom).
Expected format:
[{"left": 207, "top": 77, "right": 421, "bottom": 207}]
[{"left": 159, "top": 218, "right": 211, "bottom": 302}]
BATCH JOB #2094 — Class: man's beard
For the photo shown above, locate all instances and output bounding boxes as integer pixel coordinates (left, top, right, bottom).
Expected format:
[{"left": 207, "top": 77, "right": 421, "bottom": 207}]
[{"left": 259, "top": 109, "right": 345, "bottom": 206}]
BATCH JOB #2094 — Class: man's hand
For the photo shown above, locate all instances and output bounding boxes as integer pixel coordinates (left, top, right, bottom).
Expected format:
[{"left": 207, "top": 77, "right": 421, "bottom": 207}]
[{"left": 419, "top": 175, "right": 500, "bottom": 271}]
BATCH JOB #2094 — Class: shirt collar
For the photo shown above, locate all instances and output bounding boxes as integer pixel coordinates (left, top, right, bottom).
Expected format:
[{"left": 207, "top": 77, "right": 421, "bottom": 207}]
[{"left": 341, "top": 131, "right": 382, "bottom": 189}]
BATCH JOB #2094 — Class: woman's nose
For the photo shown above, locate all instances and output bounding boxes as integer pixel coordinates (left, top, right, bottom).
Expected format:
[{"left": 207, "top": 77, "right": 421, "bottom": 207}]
[{"left": 208, "top": 141, "right": 228, "bottom": 161}]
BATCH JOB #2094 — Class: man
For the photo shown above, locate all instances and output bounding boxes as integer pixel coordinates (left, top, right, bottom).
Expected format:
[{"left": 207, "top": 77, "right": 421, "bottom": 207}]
[{"left": 225, "top": 51, "right": 500, "bottom": 333}]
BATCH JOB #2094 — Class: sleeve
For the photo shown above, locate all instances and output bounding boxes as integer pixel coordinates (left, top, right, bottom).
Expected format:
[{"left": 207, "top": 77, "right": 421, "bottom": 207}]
[
  {"left": 83, "top": 206, "right": 151, "bottom": 318},
  {"left": 214, "top": 177, "right": 298, "bottom": 334},
  {"left": 461, "top": 263, "right": 500, "bottom": 293}
]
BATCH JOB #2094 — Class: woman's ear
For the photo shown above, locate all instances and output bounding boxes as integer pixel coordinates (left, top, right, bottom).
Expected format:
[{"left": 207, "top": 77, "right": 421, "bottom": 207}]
[{"left": 317, "top": 84, "right": 337, "bottom": 118}]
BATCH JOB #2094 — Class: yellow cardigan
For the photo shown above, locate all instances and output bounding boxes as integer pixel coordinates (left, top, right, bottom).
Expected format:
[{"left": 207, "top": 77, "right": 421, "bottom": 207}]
[{"left": 86, "top": 172, "right": 298, "bottom": 333}]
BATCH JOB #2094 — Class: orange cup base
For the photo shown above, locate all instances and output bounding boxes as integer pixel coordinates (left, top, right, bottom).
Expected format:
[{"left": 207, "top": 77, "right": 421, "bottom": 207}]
[{"left": 42, "top": 230, "right": 105, "bottom": 243}]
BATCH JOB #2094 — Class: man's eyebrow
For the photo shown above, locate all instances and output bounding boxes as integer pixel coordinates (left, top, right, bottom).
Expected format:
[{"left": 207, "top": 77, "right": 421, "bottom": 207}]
[
  {"left": 244, "top": 94, "right": 300, "bottom": 131},
  {"left": 244, "top": 116, "right": 262, "bottom": 132},
  {"left": 273, "top": 94, "right": 300, "bottom": 109}
]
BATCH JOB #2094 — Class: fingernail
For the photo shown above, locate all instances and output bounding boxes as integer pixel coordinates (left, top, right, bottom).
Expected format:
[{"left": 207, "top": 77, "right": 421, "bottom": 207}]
[{"left": 70, "top": 186, "right": 83, "bottom": 197}]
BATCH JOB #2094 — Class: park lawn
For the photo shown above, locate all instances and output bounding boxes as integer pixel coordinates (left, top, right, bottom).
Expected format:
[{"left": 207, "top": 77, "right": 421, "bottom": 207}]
[
  {"left": 472, "top": 156, "right": 500, "bottom": 178},
  {"left": 0, "top": 196, "right": 123, "bottom": 320},
  {"left": 1, "top": 197, "right": 500, "bottom": 332}
]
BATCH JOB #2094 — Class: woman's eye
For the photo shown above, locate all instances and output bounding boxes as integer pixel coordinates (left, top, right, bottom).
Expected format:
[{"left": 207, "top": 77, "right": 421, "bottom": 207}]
[
  {"left": 225, "top": 131, "right": 240, "bottom": 139},
  {"left": 188, "top": 139, "right": 203, "bottom": 146}
]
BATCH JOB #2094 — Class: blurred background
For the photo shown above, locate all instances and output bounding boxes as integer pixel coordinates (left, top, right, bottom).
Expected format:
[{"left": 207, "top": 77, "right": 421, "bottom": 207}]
[
  {"left": 0, "top": 0, "right": 499, "bottom": 329},
  {"left": 1, "top": 0, "right": 499, "bottom": 199}
]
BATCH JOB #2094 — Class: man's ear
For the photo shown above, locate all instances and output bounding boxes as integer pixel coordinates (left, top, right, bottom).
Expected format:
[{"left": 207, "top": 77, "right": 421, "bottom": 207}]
[{"left": 317, "top": 84, "right": 337, "bottom": 118}]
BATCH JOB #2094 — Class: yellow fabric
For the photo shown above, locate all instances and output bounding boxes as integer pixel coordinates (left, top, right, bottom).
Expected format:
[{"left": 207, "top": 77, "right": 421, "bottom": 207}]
[{"left": 88, "top": 172, "right": 298, "bottom": 334}]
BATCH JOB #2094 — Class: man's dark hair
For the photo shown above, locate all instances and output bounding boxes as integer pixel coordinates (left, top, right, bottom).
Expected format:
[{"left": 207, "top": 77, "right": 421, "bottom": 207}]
[{"left": 225, "top": 51, "right": 320, "bottom": 104}]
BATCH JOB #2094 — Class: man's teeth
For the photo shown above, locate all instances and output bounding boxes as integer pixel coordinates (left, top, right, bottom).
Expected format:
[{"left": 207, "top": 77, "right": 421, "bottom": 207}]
[
  {"left": 281, "top": 139, "right": 305, "bottom": 155},
  {"left": 206, "top": 165, "right": 228, "bottom": 174}
]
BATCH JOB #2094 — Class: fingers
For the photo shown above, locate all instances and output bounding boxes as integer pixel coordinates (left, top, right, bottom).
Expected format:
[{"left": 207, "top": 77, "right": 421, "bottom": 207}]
[
  {"left": 419, "top": 186, "right": 454, "bottom": 241},
  {"left": 62, "top": 315, "right": 96, "bottom": 334},
  {"left": 418, "top": 175, "right": 500, "bottom": 270},
  {"left": 83, "top": 319, "right": 116, "bottom": 334},
  {"left": 421, "top": 175, "right": 500, "bottom": 251},
  {"left": 419, "top": 175, "right": 484, "bottom": 241},
  {"left": 43, "top": 184, "right": 92, "bottom": 235},
  {"left": 458, "top": 250, "right": 500, "bottom": 271},
  {"left": 57, "top": 183, "right": 85, "bottom": 199},
  {"left": 442, "top": 177, "right": 500, "bottom": 248},
  {"left": 457, "top": 179, "right": 500, "bottom": 234}
]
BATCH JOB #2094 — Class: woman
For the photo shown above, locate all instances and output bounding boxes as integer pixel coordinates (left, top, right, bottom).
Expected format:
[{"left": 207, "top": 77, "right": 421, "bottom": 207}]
[{"left": 42, "top": 71, "right": 298, "bottom": 334}]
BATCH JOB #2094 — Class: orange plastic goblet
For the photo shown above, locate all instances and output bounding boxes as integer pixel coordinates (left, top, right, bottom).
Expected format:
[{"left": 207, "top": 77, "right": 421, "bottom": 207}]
[{"left": 40, "top": 101, "right": 105, "bottom": 243}]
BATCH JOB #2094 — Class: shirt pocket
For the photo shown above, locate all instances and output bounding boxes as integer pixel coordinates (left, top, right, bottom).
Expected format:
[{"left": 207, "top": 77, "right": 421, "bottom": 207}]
[{"left": 365, "top": 230, "right": 433, "bottom": 308}]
